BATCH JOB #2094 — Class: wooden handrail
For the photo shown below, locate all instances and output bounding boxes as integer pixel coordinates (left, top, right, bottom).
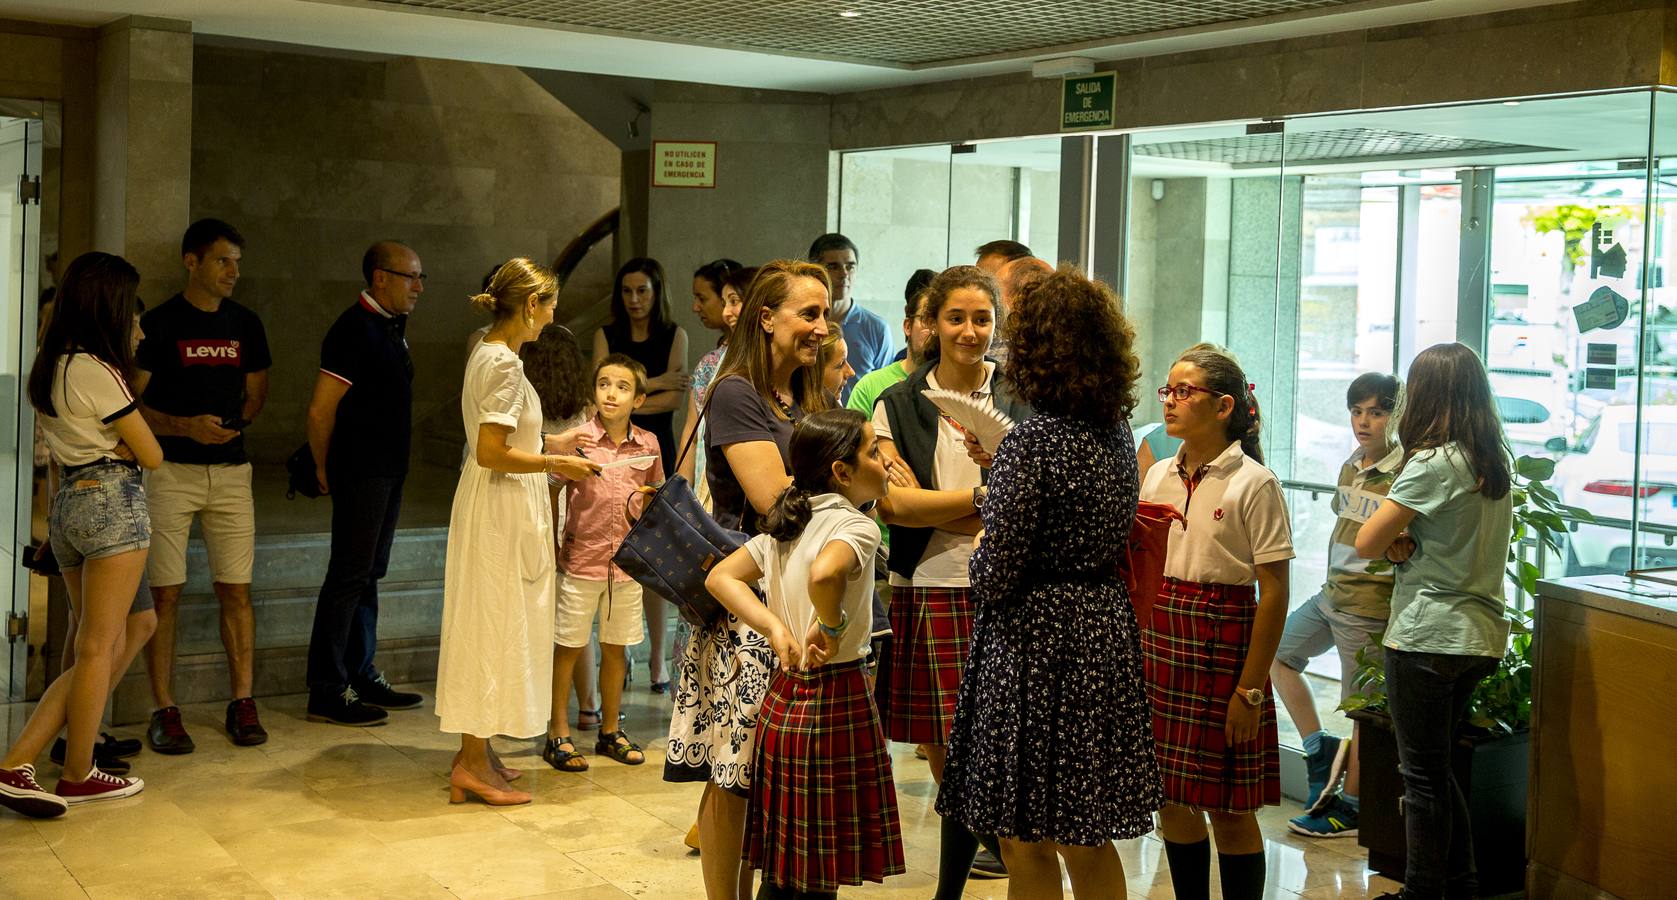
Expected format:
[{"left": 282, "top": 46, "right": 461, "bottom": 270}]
[{"left": 552, "top": 207, "right": 619, "bottom": 288}]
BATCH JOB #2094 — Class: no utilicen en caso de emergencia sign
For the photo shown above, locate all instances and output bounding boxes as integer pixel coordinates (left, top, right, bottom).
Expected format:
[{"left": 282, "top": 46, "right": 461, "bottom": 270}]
[{"left": 653, "top": 141, "right": 717, "bottom": 189}]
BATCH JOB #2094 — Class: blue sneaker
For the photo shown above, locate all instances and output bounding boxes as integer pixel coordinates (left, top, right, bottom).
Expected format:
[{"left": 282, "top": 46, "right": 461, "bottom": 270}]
[
  {"left": 1302, "top": 733, "right": 1342, "bottom": 811},
  {"left": 1288, "top": 794, "right": 1359, "bottom": 838}
]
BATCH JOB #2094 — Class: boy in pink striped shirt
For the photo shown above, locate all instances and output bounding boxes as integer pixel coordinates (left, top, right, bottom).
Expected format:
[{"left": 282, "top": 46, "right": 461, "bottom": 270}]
[{"left": 542, "top": 354, "right": 664, "bottom": 773}]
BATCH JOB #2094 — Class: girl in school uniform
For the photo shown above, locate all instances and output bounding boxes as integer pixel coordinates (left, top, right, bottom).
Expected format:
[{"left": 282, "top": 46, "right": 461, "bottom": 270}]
[
  {"left": 1140, "top": 344, "right": 1293, "bottom": 900},
  {"left": 705, "top": 408, "right": 906, "bottom": 898},
  {"left": 1353, "top": 342, "right": 1513, "bottom": 900},
  {"left": 872, "top": 265, "right": 1031, "bottom": 893}
]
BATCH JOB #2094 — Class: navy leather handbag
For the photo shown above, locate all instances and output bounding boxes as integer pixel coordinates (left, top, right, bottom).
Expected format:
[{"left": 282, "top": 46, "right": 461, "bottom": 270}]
[{"left": 611, "top": 389, "right": 745, "bottom": 628}]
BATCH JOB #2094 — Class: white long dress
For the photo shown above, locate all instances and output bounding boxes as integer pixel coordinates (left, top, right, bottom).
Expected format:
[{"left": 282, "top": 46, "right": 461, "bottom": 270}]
[{"left": 436, "top": 342, "right": 556, "bottom": 739}]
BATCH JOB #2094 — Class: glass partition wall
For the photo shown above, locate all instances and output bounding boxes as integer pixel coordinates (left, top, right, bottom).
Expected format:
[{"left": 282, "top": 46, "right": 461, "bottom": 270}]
[
  {"left": 838, "top": 89, "right": 1677, "bottom": 582},
  {"left": 836, "top": 87, "right": 1677, "bottom": 751}
]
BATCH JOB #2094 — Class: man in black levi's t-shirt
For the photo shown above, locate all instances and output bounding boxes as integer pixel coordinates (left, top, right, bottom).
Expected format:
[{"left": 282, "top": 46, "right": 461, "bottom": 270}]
[{"left": 134, "top": 218, "right": 273, "bottom": 754}]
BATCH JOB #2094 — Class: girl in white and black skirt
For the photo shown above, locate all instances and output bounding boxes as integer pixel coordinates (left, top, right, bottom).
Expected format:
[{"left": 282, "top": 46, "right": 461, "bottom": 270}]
[
  {"left": 706, "top": 408, "right": 904, "bottom": 898},
  {"left": 664, "top": 259, "right": 831, "bottom": 900}
]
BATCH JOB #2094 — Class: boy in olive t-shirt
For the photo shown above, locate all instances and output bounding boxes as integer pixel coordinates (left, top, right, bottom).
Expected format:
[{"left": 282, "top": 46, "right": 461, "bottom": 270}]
[{"left": 1270, "top": 373, "right": 1402, "bottom": 839}]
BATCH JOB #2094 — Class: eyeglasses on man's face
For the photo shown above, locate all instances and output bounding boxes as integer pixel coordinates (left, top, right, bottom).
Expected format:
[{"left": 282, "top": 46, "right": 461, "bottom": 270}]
[
  {"left": 377, "top": 267, "right": 427, "bottom": 283},
  {"left": 1157, "top": 383, "right": 1221, "bottom": 402}
]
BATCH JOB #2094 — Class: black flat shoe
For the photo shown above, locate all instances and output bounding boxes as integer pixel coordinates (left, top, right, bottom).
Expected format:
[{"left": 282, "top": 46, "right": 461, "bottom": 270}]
[
  {"left": 101, "top": 732, "right": 142, "bottom": 759},
  {"left": 49, "top": 738, "right": 131, "bottom": 776}
]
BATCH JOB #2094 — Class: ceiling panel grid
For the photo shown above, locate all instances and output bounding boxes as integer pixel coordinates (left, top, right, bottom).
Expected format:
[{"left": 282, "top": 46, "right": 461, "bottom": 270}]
[{"left": 381, "top": 0, "right": 1361, "bottom": 65}]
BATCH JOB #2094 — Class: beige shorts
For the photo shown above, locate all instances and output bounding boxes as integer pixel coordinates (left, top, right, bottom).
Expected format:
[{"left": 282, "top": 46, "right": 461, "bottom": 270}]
[
  {"left": 144, "top": 461, "right": 255, "bottom": 587},
  {"left": 555, "top": 574, "right": 645, "bottom": 648}
]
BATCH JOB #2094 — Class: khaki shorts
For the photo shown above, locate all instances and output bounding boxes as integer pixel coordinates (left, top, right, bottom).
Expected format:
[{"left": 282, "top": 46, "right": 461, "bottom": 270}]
[
  {"left": 144, "top": 461, "right": 255, "bottom": 587},
  {"left": 555, "top": 573, "right": 645, "bottom": 648},
  {"left": 1274, "top": 591, "right": 1387, "bottom": 702}
]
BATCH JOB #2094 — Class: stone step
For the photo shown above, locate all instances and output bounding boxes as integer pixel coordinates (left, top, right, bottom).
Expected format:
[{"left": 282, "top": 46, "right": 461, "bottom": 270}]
[
  {"left": 171, "top": 526, "right": 447, "bottom": 596},
  {"left": 110, "top": 526, "right": 449, "bottom": 724},
  {"left": 169, "top": 579, "right": 443, "bottom": 656}
]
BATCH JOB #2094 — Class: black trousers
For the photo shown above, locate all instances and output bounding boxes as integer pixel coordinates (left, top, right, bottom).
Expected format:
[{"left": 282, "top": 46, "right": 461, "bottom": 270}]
[
  {"left": 1385, "top": 648, "right": 1499, "bottom": 900},
  {"left": 306, "top": 472, "right": 404, "bottom": 696}
]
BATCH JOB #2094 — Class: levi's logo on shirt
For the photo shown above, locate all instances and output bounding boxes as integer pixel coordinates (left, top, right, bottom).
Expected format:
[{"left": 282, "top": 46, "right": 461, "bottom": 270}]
[{"left": 178, "top": 339, "right": 241, "bottom": 367}]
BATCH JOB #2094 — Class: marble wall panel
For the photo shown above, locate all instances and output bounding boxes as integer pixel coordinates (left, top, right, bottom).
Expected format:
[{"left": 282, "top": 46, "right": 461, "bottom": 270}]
[
  {"left": 830, "top": 72, "right": 1061, "bottom": 151},
  {"left": 1361, "top": 5, "right": 1664, "bottom": 109},
  {"left": 127, "top": 25, "right": 192, "bottom": 85},
  {"left": 190, "top": 44, "right": 620, "bottom": 463},
  {"left": 645, "top": 83, "right": 830, "bottom": 365},
  {"left": 830, "top": 0, "right": 1671, "bottom": 151},
  {"left": 0, "top": 31, "right": 65, "bottom": 95}
]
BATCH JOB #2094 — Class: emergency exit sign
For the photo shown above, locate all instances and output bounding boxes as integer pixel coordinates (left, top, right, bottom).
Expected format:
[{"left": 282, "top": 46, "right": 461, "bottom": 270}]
[{"left": 1061, "top": 72, "right": 1116, "bottom": 131}]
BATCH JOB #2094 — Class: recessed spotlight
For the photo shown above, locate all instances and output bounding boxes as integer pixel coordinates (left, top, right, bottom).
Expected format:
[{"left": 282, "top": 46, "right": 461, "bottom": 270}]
[{"left": 838, "top": 9, "right": 861, "bottom": 17}]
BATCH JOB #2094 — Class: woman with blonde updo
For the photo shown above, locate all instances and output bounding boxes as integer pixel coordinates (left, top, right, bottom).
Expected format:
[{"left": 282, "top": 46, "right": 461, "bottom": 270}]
[{"left": 436, "top": 258, "right": 600, "bottom": 806}]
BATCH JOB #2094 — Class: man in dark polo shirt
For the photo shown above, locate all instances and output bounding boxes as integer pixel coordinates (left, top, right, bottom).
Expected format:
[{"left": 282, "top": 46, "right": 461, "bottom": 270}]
[{"left": 302, "top": 241, "right": 426, "bottom": 725}]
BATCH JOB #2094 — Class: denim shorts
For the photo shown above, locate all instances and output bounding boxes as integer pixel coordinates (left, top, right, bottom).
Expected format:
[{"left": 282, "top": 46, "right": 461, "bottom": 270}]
[{"left": 49, "top": 461, "right": 150, "bottom": 572}]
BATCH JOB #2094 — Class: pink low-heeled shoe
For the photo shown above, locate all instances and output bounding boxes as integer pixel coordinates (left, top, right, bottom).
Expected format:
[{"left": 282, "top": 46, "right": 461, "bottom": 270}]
[{"left": 448, "top": 764, "right": 530, "bottom": 806}]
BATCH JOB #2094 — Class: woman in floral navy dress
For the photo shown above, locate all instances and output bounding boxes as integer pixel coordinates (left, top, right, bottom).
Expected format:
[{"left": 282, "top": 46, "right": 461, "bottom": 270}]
[{"left": 938, "top": 266, "right": 1163, "bottom": 896}]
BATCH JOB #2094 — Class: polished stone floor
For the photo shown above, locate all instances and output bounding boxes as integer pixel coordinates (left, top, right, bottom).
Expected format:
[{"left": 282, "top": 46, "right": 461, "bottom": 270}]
[{"left": 0, "top": 686, "right": 1401, "bottom": 899}]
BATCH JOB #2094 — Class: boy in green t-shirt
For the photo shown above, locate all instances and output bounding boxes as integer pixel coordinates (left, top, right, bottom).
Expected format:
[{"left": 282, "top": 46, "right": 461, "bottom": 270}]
[
  {"left": 1271, "top": 372, "right": 1402, "bottom": 839},
  {"left": 848, "top": 270, "right": 934, "bottom": 419}
]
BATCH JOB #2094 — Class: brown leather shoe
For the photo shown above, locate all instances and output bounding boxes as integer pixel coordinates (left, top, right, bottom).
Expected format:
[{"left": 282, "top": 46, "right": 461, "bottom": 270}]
[
  {"left": 225, "top": 698, "right": 268, "bottom": 747},
  {"left": 147, "top": 706, "right": 195, "bottom": 755}
]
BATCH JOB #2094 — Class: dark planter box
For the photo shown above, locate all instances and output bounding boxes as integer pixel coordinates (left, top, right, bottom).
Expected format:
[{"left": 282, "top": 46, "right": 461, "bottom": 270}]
[{"left": 1348, "top": 709, "right": 1529, "bottom": 895}]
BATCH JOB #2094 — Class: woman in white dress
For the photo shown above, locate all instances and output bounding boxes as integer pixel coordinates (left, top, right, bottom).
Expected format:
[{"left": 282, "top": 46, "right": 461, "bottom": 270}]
[{"left": 436, "top": 258, "right": 599, "bottom": 806}]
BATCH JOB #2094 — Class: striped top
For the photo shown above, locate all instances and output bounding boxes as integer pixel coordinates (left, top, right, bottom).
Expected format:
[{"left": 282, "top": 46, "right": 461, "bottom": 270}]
[{"left": 39, "top": 353, "right": 138, "bottom": 466}]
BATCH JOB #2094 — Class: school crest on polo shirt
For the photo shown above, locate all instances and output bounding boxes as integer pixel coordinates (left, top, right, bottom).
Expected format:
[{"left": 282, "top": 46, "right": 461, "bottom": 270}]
[{"left": 178, "top": 339, "right": 242, "bottom": 367}]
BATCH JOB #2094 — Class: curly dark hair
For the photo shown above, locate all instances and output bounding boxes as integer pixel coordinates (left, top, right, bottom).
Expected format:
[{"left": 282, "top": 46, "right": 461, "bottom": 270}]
[
  {"left": 520, "top": 324, "right": 591, "bottom": 423},
  {"left": 1002, "top": 265, "right": 1140, "bottom": 425}
]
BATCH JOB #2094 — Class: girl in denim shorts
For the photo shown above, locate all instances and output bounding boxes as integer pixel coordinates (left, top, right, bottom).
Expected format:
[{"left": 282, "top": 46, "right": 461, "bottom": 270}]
[{"left": 0, "top": 252, "right": 163, "bottom": 818}]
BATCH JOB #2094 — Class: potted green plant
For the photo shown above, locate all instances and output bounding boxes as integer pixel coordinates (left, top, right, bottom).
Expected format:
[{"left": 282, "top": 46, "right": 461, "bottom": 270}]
[{"left": 1338, "top": 455, "right": 1587, "bottom": 893}]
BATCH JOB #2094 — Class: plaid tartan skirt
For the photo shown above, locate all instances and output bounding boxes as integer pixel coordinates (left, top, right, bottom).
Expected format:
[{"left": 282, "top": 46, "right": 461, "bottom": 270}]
[
  {"left": 875, "top": 585, "right": 974, "bottom": 745},
  {"left": 1142, "top": 577, "right": 1280, "bottom": 814},
  {"left": 747, "top": 660, "right": 906, "bottom": 892}
]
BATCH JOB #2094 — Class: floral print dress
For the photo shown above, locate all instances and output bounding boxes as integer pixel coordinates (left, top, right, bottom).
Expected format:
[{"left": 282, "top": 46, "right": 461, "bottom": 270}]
[{"left": 936, "top": 414, "right": 1164, "bottom": 844}]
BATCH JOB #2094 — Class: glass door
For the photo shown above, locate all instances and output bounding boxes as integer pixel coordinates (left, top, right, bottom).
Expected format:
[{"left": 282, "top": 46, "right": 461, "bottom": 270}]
[
  {"left": 835, "top": 137, "right": 1068, "bottom": 353},
  {"left": 946, "top": 137, "right": 1062, "bottom": 267},
  {"left": 0, "top": 104, "right": 42, "bottom": 701}
]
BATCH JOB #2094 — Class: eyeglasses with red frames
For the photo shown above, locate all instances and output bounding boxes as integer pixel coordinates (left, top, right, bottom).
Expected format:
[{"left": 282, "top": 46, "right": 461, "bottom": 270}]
[{"left": 1157, "top": 383, "right": 1222, "bottom": 402}]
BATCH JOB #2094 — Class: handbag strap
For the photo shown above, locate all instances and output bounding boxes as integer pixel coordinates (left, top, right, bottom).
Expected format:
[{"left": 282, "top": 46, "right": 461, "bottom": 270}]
[{"left": 673, "top": 374, "right": 730, "bottom": 475}]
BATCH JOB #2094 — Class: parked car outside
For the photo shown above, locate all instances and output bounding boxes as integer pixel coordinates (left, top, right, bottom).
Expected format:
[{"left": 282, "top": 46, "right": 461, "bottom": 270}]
[{"left": 1552, "top": 403, "right": 1677, "bottom": 573}]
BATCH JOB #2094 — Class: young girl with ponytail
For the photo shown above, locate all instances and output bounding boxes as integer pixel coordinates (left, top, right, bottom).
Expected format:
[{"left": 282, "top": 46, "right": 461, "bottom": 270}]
[
  {"left": 1139, "top": 344, "right": 1293, "bottom": 900},
  {"left": 704, "top": 408, "right": 906, "bottom": 899}
]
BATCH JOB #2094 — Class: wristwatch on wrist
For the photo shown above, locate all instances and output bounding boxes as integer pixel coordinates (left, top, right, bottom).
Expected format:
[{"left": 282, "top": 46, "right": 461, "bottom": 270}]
[
  {"left": 1235, "top": 687, "right": 1263, "bottom": 707},
  {"left": 971, "top": 484, "right": 988, "bottom": 512}
]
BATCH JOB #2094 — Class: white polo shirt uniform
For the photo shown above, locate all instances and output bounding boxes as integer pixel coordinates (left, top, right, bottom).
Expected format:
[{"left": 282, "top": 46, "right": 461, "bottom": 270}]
[
  {"left": 1140, "top": 440, "right": 1295, "bottom": 586},
  {"left": 1137, "top": 439, "right": 1294, "bottom": 814}
]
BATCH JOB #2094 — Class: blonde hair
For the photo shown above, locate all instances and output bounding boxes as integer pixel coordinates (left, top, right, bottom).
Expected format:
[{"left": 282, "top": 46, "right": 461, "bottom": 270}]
[
  {"left": 471, "top": 258, "right": 558, "bottom": 323},
  {"left": 714, "top": 259, "right": 831, "bottom": 420}
]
